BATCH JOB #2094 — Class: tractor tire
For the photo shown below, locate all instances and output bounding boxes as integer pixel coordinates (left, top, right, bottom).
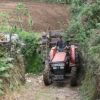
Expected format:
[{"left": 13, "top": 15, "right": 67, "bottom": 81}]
[
  {"left": 43, "top": 65, "right": 52, "bottom": 86},
  {"left": 70, "top": 67, "right": 77, "bottom": 86}
]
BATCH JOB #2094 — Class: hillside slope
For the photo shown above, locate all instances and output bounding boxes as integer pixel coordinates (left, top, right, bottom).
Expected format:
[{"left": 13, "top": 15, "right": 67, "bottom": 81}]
[{"left": 0, "top": 0, "right": 70, "bottom": 32}]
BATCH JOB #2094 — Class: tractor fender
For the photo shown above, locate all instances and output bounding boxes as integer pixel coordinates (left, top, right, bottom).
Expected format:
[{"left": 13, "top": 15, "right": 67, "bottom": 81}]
[
  {"left": 70, "top": 45, "right": 78, "bottom": 64},
  {"left": 49, "top": 47, "right": 56, "bottom": 61}
]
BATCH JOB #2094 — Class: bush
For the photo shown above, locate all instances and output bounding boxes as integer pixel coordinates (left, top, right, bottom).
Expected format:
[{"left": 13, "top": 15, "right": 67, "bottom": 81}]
[
  {"left": 18, "top": 30, "right": 43, "bottom": 74},
  {"left": 19, "top": 30, "right": 38, "bottom": 57}
]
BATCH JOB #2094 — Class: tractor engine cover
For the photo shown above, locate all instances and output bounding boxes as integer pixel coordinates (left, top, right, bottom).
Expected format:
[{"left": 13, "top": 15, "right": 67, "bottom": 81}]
[{"left": 52, "top": 52, "right": 66, "bottom": 62}]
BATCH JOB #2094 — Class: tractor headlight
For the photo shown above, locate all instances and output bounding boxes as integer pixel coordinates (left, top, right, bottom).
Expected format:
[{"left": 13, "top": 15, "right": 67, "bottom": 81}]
[
  {"left": 52, "top": 66, "right": 64, "bottom": 69},
  {"left": 52, "top": 63, "right": 65, "bottom": 67}
]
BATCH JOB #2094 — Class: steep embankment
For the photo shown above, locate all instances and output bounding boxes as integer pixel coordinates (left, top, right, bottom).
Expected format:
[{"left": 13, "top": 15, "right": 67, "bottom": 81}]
[
  {"left": 64, "top": 0, "right": 100, "bottom": 100},
  {"left": 0, "top": 0, "right": 70, "bottom": 32}
]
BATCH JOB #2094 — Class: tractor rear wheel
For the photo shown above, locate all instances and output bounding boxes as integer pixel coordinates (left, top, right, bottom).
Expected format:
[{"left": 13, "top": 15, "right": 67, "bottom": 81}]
[
  {"left": 70, "top": 67, "right": 77, "bottom": 86},
  {"left": 43, "top": 64, "right": 52, "bottom": 86}
]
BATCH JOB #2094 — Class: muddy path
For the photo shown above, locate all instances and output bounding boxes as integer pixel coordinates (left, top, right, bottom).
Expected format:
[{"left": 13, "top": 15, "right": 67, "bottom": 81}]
[{"left": 3, "top": 75, "right": 81, "bottom": 100}]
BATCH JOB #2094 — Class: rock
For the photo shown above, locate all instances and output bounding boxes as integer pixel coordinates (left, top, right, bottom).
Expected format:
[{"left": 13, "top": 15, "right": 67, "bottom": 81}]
[
  {"left": 11, "top": 34, "right": 19, "bottom": 42},
  {"left": 26, "top": 79, "right": 32, "bottom": 83}
]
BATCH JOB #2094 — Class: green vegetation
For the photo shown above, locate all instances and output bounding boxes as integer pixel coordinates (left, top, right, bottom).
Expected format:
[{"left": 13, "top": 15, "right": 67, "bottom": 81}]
[
  {"left": 11, "top": 4, "right": 42, "bottom": 74},
  {"left": 18, "top": 30, "right": 43, "bottom": 73},
  {"left": 26, "top": 54, "right": 43, "bottom": 74},
  {"left": 19, "top": 30, "right": 38, "bottom": 57},
  {"left": 64, "top": 0, "right": 100, "bottom": 99},
  {"left": 0, "top": 47, "right": 13, "bottom": 94},
  {"left": 0, "top": 3, "right": 43, "bottom": 94}
]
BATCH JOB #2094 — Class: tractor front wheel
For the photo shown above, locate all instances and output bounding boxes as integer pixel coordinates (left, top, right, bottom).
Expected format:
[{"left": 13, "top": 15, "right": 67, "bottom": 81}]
[
  {"left": 70, "top": 67, "right": 77, "bottom": 86},
  {"left": 43, "top": 64, "right": 52, "bottom": 86}
]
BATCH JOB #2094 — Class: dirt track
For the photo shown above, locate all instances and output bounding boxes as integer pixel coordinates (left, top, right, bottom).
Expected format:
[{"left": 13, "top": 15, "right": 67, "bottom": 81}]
[
  {"left": 0, "top": 0, "right": 70, "bottom": 32},
  {"left": 3, "top": 75, "right": 81, "bottom": 100}
]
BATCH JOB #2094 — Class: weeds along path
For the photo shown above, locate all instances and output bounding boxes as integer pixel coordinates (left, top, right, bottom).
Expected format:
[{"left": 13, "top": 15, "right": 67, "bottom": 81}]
[
  {"left": 0, "top": 1, "right": 70, "bottom": 32},
  {"left": 3, "top": 75, "right": 81, "bottom": 100}
]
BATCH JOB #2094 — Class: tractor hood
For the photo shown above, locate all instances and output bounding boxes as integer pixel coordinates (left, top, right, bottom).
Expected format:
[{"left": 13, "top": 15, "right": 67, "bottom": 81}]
[{"left": 52, "top": 52, "right": 66, "bottom": 63}]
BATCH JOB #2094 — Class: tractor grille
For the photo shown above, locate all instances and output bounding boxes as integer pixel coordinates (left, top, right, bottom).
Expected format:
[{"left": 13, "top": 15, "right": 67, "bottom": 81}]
[
  {"left": 53, "top": 69, "right": 65, "bottom": 80},
  {"left": 53, "top": 69, "right": 65, "bottom": 75}
]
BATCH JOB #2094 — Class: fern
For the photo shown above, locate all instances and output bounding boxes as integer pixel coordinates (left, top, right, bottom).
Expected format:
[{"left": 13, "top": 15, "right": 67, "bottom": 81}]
[{"left": 0, "top": 57, "right": 13, "bottom": 94}]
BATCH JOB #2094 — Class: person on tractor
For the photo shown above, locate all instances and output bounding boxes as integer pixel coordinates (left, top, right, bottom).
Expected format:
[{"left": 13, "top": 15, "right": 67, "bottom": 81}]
[
  {"left": 43, "top": 35, "right": 80, "bottom": 86},
  {"left": 56, "top": 36, "right": 68, "bottom": 52}
]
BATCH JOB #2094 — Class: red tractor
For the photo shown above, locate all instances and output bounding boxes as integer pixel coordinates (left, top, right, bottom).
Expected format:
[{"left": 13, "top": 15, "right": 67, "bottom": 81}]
[{"left": 43, "top": 43, "right": 80, "bottom": 86}]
